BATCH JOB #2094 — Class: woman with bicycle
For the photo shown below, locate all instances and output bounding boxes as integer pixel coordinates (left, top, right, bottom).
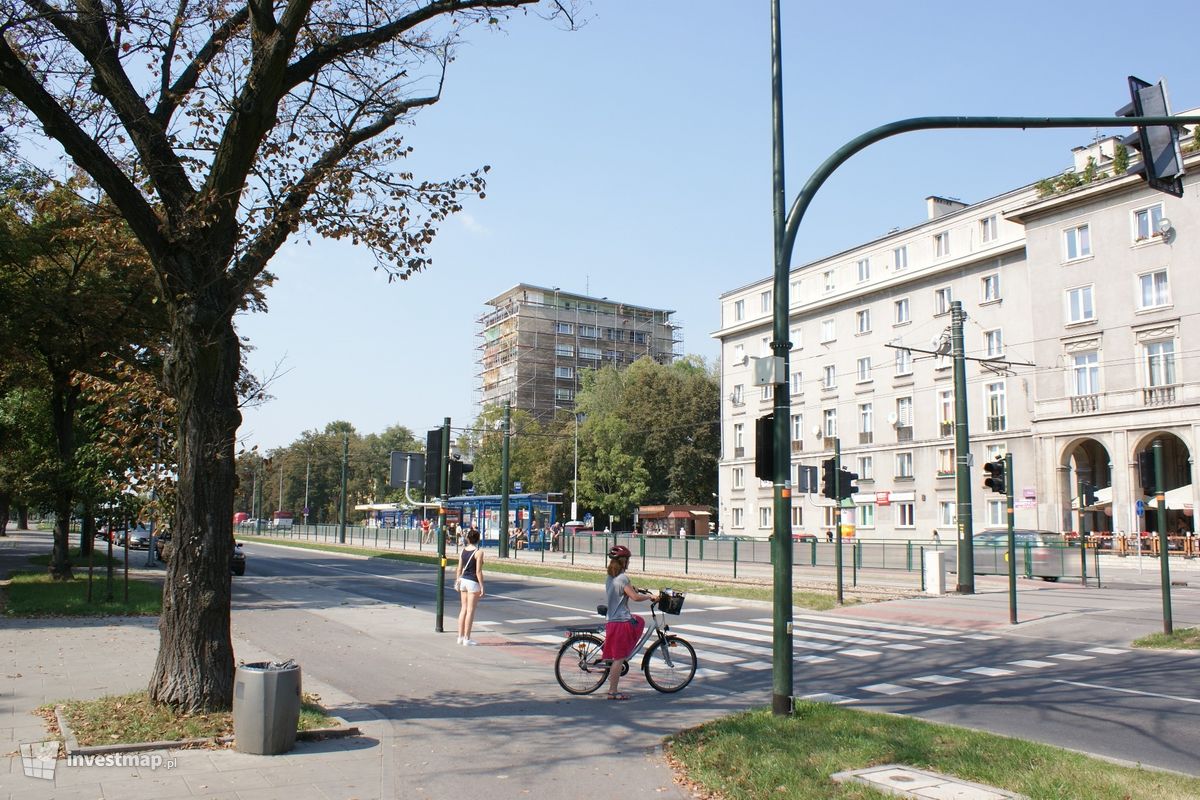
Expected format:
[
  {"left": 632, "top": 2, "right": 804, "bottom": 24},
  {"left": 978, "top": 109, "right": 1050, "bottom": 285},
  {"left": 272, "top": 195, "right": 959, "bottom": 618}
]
[{"left": 603, "top": 545, "right": 659, "bottom": 700}]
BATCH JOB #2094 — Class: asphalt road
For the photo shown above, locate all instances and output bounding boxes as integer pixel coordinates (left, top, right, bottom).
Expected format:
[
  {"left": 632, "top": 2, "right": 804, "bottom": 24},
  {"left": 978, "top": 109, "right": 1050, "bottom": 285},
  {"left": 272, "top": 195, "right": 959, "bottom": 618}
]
[{"left": 233, "top": 540, "right": 1200, "bottom": 782}]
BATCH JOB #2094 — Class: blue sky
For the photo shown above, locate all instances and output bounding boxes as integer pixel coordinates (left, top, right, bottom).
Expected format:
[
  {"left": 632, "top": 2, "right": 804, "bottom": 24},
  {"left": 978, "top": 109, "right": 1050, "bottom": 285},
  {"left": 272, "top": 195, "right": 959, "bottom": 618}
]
[{"left": 235, "top": 0, "right": 1200, "bottom": 451}]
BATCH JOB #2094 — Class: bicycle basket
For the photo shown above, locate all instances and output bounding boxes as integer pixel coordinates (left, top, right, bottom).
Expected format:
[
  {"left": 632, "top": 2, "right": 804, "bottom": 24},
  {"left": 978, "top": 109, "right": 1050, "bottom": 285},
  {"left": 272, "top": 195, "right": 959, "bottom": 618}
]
[{"left": 658, "top": 589, "right": 685, "bottom": 615}]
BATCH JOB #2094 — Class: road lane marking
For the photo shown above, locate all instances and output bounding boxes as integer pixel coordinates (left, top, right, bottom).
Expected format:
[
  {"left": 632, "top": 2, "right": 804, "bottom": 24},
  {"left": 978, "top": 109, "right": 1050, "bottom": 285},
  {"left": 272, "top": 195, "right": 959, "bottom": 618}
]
[
  {"left": 1086, "top": 647, "right": 1128, "bottom": 655},
  {"left": 719, "top": 620, "right": 885, "bottom": 646},
  {"left": 913, "top": 674, "right": 966, "bottom": 685},
  {"left": 799, "top": 693, "right": 856, "bottom": 704},
  {"left": 508, "top": 618, "right": 545, "bottom": 624},
  {"left": 787, "top": 614, "right": 962, "bottom": 636},
  {"left": 860, "top": 683, "right": 913, "bottom": 695},
  {"left": 1008, "top": 659, "right": 1056, "bottom": 668},
  {"left": 1052, "top": 680, "right": 1200, "bottom": 704},
  {"left": 883, "top": 643, "right": 924, "bottom": 651},
  {"left": 737, "top": 661, "right": 773, "bottom": 671},
  {"left": 962, "top": 667, "right": 1014, "bottom": 677},
  {"left": 527, "top": 634, "right": 566, "bottom": 644},
  {"left": 839, "top": 648, "right": 882, "bottom": 658},
  {"left": 1048, "top": 653, "right": 1095, "bottom": 661}
]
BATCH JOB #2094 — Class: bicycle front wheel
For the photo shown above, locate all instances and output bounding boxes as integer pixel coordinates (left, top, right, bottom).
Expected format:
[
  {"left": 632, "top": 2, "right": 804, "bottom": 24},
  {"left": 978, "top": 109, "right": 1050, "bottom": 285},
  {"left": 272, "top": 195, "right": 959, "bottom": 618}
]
[
  {"left": 642, "top": 635, "right": 697, "bottom": 693},
  {"left": 554, "top": 633, "right": 609, "bottom": 695}
]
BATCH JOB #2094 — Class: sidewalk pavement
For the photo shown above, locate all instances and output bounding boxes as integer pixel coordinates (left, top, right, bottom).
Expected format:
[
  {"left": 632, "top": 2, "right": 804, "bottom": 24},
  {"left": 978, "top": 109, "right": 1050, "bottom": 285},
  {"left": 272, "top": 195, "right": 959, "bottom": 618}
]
[{"left": 2, "top": 529, "right": 1198, "bottom": 799}]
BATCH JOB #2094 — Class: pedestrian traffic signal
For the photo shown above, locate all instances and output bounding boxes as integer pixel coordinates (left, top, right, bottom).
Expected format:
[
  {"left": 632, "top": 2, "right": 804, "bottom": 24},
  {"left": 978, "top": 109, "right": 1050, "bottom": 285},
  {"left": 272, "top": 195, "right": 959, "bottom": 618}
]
[
  {"left": 754, "top": 413, "right": 774, "bottom": 481},
  {"left": 837, "top": 469, "right": 859, "bottom": 501},
  {"left": 1116, "top": 76, "right": 1185, "bottom": 197},
  {"left": 424, "top": 428, "right": 443, "bottom": 496},
  {"left": 448, "top": 456, "right": 474, "bottom": 496},
  {"left": 982, "top": 458, "right": 1006, "bottom": 494},
  {"left": 1138, "top": 450, "right": 1156, "bottom": 495},
  {"left": 820, "top": 459, "right": 837, "bottom": 500},
  {"left": 1080, "top": 482, "right": 1098, "bottom": 508}
]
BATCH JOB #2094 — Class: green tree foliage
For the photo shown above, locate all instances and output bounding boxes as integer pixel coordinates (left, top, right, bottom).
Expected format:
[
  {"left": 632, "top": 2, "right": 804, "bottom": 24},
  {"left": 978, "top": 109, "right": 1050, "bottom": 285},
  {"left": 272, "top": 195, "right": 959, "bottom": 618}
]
[{"left": 466, "top": 406, "right": 548, "bottom": 496}]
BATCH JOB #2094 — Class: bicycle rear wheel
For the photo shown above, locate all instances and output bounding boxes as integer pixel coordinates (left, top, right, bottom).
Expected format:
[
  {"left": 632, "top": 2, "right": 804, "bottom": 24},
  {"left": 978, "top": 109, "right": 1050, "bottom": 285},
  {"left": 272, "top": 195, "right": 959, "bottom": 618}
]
[
  {"left": 554, "top": 634, "right": 609, "bottom": 695},
  {"left": 642, "top": 635, "right": 696, "bottom": 693}
]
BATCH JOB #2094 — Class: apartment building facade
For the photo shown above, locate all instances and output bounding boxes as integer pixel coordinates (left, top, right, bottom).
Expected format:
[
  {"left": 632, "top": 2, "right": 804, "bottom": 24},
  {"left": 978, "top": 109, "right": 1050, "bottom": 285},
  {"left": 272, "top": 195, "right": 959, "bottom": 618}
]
[
  {"left": 715, "top": 130, "right": 1200, "bottom": 541},
  {"left": 477, "top": 284, "right": 681, "bottom": 422}
]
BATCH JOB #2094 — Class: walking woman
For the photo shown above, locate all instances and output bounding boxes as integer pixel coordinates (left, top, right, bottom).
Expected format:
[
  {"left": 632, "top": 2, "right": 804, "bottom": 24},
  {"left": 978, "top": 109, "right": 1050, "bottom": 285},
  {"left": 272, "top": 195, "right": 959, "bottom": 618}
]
[
  {"left": 456, "top": 528, "right": 485, "bottom": 645},
  {"left": 603, "top": 545, "right": 659, "bottom": 700}
]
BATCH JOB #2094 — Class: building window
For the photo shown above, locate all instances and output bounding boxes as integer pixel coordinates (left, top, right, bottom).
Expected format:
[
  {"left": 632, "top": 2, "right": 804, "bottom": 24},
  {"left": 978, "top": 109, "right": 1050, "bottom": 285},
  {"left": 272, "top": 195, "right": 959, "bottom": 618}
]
[
  {"left": 607, "top": 328, "right": 624, "bottom": 342},
  {"left": 1073, "top": 351, "right": 1099, "bottom": 396},
  {"left": 1133, "top": 203, "right": 1164, "bottom": 242},
  {"left": 822, "top": 365, "right": 837, "bottom": 390},
  {"left": 555, "top": 366, "right": 574, "bottom": 379},
  {"left": 895, "top": 348, "right": 913, "bottom": 376},
  {"left": 986, "top": 443, "right": 1007, "bottom": 462},
  {"left": 895, "top": 451, "right": 913, "bottom": 479},
  {"left": 734, "top": 299, "right": 745, "bottom": 321},
  {"left": 896, "top": 502, "right": 915, "bottom": 528},
  {"left": 823, "top": 408, "right": 838, "bottom": 438},
  {"left": 792, "top": 327, "right": 803, "bottom": 350},
  {"left": 791, "top": 413, "right": 803, "bottom": 452},
  {"left": 980, "top": 215, "right": 998, "bottom": 243},
  {"left": 859, "top": 403, "right": 873, "bottom": 443},
  {"left": 894, "top": 245, "right": 908, "bottom": 271},
  {"left": 731, "top": 384, "right": 744, "bottom": 405},
  {"left": 759, "top": 506, "right": 772, "bottom": 529},
  {"left": 1145, "top": 340, "right": 1176, "bottom": 387},
  {"left": 894, "top": 297, "right": 910, "bottom": 324},
  {"left": 1063, "top": 224, "right": 1091, "bottom": 261},
  {"left": 1066, "top": 285, "right": 1095, "bottom": 324},
  {"left": 555, "top": 388, "right": 574, "bottom": 402},
  {"left": 1138, "top": 269, "right": 1170, "bottom": 309},
  {"left": 857, "top": 357, "right": 872, "bottom": 383},
  {"left": 760, "top": 290, "right": 772, "bottom": 313},
  {"left": 579, "top": 346, "right": 601, "bottom": 360},
  {"left": 732, "top": 467, "right": 744, "bottom": 490},
  {"left": 760, "top": 336, "right": 771, "bottom": 357},
  {"left": 858, "top": 504, "right": 876, "bottom": 528},
  {"left": 937, "top": 389, "right": 954, "bottom": 436},
  {"left": 731, "top": 507, "right": 744, "bottom": 529},
  {"left": 896, "top": 396, "right": 913, "bottom": 428},
  {"left": 939, "top": 500, "right": 957, "bottom": 526},
  {"left": 555, "top": 344, "right": 574, "bottom": 357},
  {"left": 790, "top": 371, "right": 803, "bottom": 396},
  {"left": 733, "top": 423, "right": 744, "bottom": 457},
  {"left": 986, "top": 500, "right": 1004, "bottom": 527},
  {"left": 934, "top": 287, "right": 952, "bottom": 315},
  {"left": 579, "top": 325, "right": 599, "bottom": 338},
  {"left": 985, "top": 381, "right": 1007, "bottom": 432},
  {"left": 857, "top": 258, "right": 871, "bottom": 282},
  {"left": 823, "top": 270, "right": 836, "bottom": 292},
  {"left": 936, "top": 448, "right": 955, "bottom": 477},
  {"left": 760, "top": 384, "right": 774, "bottom": 402},
  {"left": 856, "top": 309, "right": 871, "bottom": 334},
  {"left": 934, "top": 231, "right": 950, "bottom": 258},
  {"left": 857, "top": 455, "right": 873, "bottom": 481},
  {"left": 555, "top": 322, "right": 573, "bottom": 335},
  {"left": 981, "top": 274, "right": 1000, "bottom": 303},
  {"left": 791, "top": 504, "right": 804, "bottom": 529},
  {"left": 820, "top": 318, "right": 836, "bottom": 342},
  {"left": 632, "top": 331, "right": 646, "bottom": 345},
  {"left": 733, "top": 343, "right": 745, "bottom": 364},
  {"left": 984, "top": 329, "right": 1003, "bottom": 358}
]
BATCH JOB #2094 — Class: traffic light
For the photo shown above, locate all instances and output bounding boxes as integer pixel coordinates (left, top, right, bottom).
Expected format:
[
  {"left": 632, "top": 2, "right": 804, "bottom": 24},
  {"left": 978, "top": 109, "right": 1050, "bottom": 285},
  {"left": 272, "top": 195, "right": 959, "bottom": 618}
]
[
  {"left": 448, "top": 456, "right": 474, "bottom": 496},
  {"left": 1138, "top": 450, "right": 1156, "bottom": 495},
  {"left": 982, "top": 458, "right": 1006, "bottom": 494},
  {"left": 1081, "top": 482, "right": 1098, "bottom": 508},
  {"left": 754, "top": 413, "right": 774, "bottom": 481},
  {"left": 1116, "top": 76, "right": 1185, "bottom": 197},
  {"left": 424, "top": 428, "right": 443, "bottom": 496},
  {"left": 820, "top": 459, "right": 837, "bottom": 500},
  {"left": 837, "top": 468, "right": 859, "bottom": 501}
]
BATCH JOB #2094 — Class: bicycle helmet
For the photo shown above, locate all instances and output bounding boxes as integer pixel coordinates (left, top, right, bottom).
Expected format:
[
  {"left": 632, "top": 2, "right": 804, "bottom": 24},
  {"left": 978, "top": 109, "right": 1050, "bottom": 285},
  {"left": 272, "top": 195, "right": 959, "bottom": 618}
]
[{"left": 608, "top": 544, "right": 631, "bottom": 559}]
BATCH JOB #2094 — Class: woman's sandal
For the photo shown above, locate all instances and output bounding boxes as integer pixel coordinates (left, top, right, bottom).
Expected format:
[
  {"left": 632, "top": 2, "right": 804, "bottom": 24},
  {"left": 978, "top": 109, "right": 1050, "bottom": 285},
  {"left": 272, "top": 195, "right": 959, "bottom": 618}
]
[{"left": 606, "top": 692, "right": 631, "bottom": 701}]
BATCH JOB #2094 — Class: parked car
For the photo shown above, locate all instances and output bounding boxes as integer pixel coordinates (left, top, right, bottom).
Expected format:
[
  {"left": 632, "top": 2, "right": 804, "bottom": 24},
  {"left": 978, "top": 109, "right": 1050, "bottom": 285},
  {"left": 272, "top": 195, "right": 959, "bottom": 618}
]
[
  {"left": 792, "top": 532, "right": 818, "bottom": 543},
  {"left": 155, "top": 531, "right": 247, "bottom": 576},
  {"left": 974, "top": 529, "right": 1065, "bottom": 581},
  {"left": 126, "top": 525, "right": 153, "bottom": 550}
]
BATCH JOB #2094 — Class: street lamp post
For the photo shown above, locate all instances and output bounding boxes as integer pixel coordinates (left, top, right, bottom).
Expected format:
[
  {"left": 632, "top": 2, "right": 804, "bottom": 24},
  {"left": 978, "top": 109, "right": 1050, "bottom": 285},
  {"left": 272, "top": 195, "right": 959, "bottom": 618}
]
[{"left": 572, "top": 412, "right": 579, "bottom": 522}]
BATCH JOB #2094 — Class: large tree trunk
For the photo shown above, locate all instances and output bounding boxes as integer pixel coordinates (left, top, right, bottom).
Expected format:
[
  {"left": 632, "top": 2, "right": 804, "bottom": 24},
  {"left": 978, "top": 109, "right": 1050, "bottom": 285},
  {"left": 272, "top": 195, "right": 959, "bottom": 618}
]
[
  {"left": 18, "top": 504, "right": 28, "bottom": 530},
  {"left": 0, "top": 491, "right": 9, "bottom": 536},
  {"left": 149, "top": 296, "right": 240, "bottom": 712},
  {"left": 48, "top": 375, "right": 79, "bottom": 580}
]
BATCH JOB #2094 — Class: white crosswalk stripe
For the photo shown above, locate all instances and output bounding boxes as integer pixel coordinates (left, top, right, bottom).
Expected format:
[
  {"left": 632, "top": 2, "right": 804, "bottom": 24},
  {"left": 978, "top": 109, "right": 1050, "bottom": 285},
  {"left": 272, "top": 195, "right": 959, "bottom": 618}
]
[
  {"left": 1008, "top": 659, "right": 1056, "bottom": 668},
  {"left": 527, "top": 634, "right": 568, "bottom": 644},
  {"left": 723, "top": 620, "right": 887, "bottom": 646},
  {"left": 1086, "top": 646, "right": 1128, "bottom": 655},
  {"left": 963, "top": 666, "right": 1014, "bottom": 677},
  {"left": 861, "top": 683, "right": 913, "bottom": 695},
  {"left": 799, "top": 692, "right": 856, "bottom": 704},
  {"left": 1048, "top": 653, "right": 1095, "bottom": 661},
  {"left": 913, "top": 674, "right": 966, "bottom": 686},
  {"left": 839, "top": 648, "right": 882, "bottom": 658},
  {"left": 787, "top": 614, "right": 963, "bottom": 637}
]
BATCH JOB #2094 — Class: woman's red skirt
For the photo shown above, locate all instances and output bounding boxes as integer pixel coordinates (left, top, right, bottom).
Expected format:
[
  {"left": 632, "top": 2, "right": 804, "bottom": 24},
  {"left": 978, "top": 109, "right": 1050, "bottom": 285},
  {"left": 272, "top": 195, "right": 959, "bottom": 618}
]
[{"left": 603, "top": 616, "right": 645, "bottom": 661}]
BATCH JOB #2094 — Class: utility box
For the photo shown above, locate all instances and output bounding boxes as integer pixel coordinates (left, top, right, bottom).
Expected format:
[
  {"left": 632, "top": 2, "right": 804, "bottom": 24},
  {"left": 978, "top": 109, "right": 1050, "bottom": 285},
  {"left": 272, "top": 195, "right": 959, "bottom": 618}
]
[
  {"left": 924, "top": 550, "right": 947, "bottom": 596},
  {"left": 232, "top": 661, "right": 301, "bottom": 755}
]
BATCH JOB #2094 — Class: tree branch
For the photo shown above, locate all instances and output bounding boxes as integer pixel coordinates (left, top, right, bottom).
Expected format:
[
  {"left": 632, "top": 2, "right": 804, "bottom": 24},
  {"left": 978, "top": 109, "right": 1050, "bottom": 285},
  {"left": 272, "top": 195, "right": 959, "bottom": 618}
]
[{"left": 153, "top": 6, "right": 251, "bottom": 126}]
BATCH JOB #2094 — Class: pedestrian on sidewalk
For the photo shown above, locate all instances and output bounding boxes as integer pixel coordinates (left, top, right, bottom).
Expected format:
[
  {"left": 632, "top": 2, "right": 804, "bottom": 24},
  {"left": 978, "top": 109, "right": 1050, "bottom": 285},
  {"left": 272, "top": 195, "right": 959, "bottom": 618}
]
[
  {"left": 932, "top": 530, "right": 941, "bottom": 547},
  {"left": 456, "top": 528, "right": 485, "bottom": 646},
  {"left": 602, "top": 545, "right": 659, "bottom": 701}
]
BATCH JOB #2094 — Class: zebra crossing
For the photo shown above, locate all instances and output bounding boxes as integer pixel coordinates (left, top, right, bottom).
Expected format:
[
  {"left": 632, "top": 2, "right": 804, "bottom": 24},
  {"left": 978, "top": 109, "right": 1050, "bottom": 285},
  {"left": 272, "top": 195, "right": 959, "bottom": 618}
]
[{"left": 476, "top": 605, "right": 1131, "bottom": 693}]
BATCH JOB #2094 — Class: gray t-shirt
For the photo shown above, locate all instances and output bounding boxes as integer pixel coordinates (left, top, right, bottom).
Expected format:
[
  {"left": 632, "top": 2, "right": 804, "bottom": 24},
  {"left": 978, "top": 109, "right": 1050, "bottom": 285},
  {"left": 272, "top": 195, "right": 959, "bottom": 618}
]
[{"left": 605, "top": 573, "right": 633, "bottom": 622}]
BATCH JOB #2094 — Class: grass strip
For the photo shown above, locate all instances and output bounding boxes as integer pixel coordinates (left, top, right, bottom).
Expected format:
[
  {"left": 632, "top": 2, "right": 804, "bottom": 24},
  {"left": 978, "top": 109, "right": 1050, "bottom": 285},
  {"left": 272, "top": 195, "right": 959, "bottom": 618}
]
[
  {"left": 27, "top": 546, "right": 122, "bottom": 568},
  {"left": 248, "top": 535, "right": 848, "bottom": 610},
  {"left": 4, "top": 571, "right": 161, "bottom": 616},
  {"left": 45, "top": 691, "right": 336, "bottom": 746},
  {"left": 1133, "top": 627, "right": 1200, "bottom": 650},
  {"left": 667, "top": 703, "right": 1200, "bottom": 800}
]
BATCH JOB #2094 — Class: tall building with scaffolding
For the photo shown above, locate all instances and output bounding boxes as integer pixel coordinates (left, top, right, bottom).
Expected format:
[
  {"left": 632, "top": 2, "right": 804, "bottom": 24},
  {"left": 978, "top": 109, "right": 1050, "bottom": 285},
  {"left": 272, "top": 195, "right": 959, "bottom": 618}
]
[{"left": 477, "top": 284, "right": 682, "bottom": 421}]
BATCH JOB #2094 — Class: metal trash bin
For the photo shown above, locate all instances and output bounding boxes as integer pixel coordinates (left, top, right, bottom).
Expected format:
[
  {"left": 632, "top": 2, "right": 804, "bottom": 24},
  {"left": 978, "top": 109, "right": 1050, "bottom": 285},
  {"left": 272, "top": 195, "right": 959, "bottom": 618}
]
[{"left": 232, "top": 660, "right": 301, "bottom": 755}]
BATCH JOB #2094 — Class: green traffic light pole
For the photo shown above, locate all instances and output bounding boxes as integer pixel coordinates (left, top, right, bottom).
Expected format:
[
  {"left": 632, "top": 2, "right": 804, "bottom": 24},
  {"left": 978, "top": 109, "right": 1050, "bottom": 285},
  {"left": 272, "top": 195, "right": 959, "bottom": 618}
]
[
  {"left": 499, "top": 402, "right": 511, "bottom": 560},
  {"left": 435, "top": 417, "right": 450, "bottom": 633},
  {"left": 833, "top": 437, "right": 843, "bottom": 606},
  {"left": 1005, "top": 453, "right": 1017, "bottom": 625},
  {"left": 768, "top": 0, "right": 1200, "bottom": 713},
  {"left": 1153, "top": 439, "right": 1172, "bottom": 634}
]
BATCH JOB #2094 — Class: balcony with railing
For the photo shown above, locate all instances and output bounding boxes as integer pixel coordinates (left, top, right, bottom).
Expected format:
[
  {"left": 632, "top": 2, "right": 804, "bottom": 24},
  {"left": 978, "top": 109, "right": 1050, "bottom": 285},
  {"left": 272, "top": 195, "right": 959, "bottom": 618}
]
[
  {"left": 1070, "top": 394, "right": 1100, "bottom": 414},
  {"left": 1143, "top": 385, "right": 1177, "bottom": 407},
  {"left": 896, "top": 426, "right": 913, "bottom": 442}
]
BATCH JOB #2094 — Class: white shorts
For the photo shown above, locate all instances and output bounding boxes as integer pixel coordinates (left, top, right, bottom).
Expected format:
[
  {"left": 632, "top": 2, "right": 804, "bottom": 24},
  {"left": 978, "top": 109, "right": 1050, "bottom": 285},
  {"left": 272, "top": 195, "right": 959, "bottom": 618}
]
[{"left": 458, "top": 577, "right": 481, "bottom": 594}]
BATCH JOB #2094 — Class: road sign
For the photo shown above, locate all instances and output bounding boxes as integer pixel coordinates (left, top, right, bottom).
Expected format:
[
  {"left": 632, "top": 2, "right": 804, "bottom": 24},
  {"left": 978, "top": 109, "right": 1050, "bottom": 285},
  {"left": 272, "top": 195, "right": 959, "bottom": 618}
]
[
  {"left": 1136, "top": 500, "right": 1145, "bottom": 517},
  {"left": 875, "top": 491, "right": 891, "bottom": 506},
  {"left": 445, "top": 510, "right": 461, "bottom": 523},
  {"left": 514, "top": 481, "right": 523, "bottom": 493}
]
